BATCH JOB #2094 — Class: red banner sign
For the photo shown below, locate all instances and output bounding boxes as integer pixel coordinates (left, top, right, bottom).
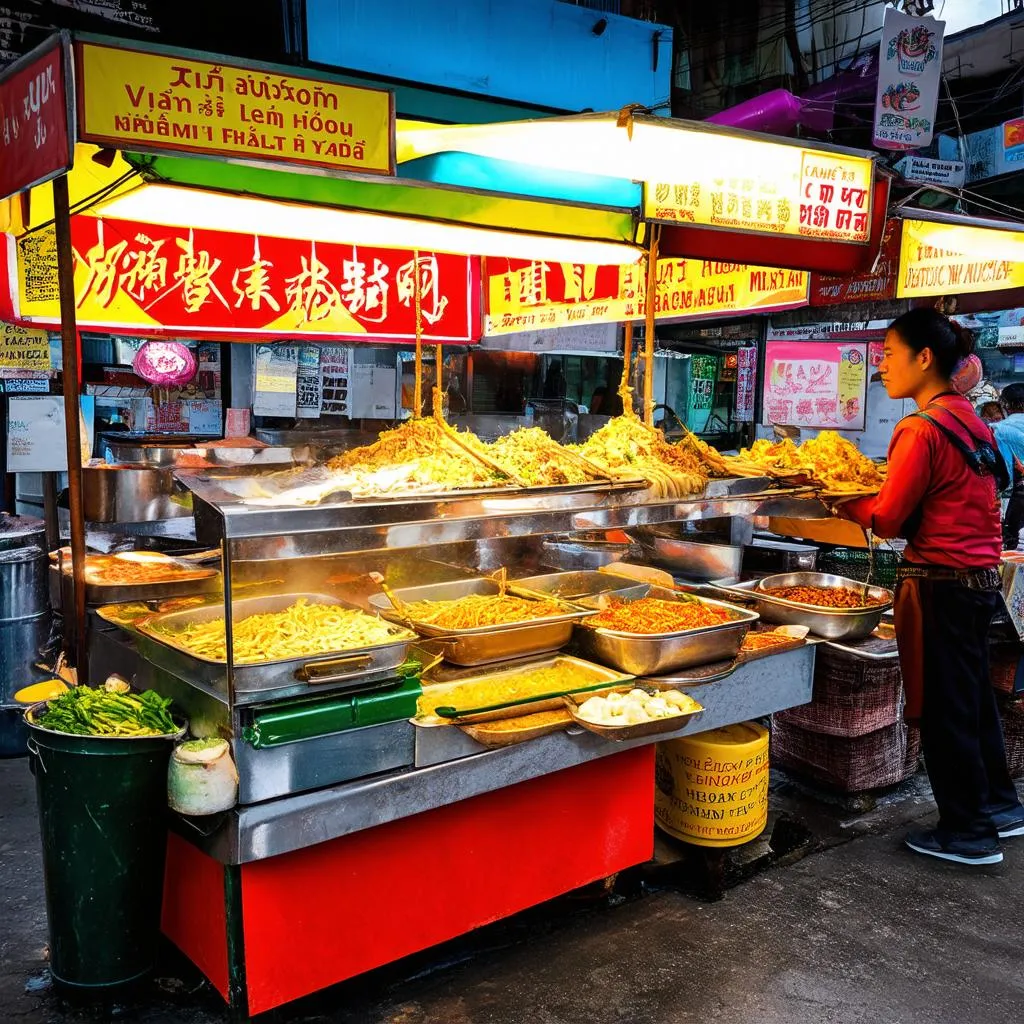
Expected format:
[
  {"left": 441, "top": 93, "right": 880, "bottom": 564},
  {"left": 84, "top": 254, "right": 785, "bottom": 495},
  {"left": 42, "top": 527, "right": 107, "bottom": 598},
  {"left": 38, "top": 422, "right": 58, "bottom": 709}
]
[
  {"left": 0, "top": 34, "right": 72, "bottom": 202},
  {"left": 15, "top": 215, "right": 480, "bottom": 343},
  {"left": 809, "top": 218, "right": 901, "bottom": 307}
]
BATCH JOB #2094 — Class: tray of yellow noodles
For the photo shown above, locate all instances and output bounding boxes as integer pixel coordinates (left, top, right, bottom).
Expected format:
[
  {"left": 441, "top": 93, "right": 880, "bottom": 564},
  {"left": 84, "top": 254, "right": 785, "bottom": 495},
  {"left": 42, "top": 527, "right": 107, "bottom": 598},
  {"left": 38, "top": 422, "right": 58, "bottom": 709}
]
[
  {"left": 367, "top": 578, "right": 595, "bottom": 666},
  {"left": 135, "top": 594, "right": 417, "bottom": 695},
  {"left": 737, "top": 431, "right": 886, "bottom": 497},
  {"left": 415, "top": 654, "right": 634, "bottom": 724}
]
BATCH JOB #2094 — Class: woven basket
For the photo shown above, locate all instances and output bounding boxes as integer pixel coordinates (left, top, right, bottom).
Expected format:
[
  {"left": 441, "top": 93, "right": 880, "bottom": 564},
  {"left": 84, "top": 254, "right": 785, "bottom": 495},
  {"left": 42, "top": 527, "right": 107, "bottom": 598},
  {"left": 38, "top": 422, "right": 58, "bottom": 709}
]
[
  {"left": 773, "top": 645, "right": 904, "bottom": 738},
  {"left": 990, "top": 644, "right": 1022, "bottom": 696},
  {"left": 817, "top": 546, "right": 902, "bottom": 590},
  {"left": 771, "top": 718, "right": 915, "bottom": 793}
]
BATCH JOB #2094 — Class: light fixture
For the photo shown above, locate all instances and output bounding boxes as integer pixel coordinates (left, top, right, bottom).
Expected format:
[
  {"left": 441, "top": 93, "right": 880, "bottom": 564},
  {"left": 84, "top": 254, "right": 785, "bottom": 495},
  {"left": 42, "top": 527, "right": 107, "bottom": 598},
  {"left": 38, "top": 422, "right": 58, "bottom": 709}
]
[{"left": 92, "top": 184, "right": 645, "bottom": 265}]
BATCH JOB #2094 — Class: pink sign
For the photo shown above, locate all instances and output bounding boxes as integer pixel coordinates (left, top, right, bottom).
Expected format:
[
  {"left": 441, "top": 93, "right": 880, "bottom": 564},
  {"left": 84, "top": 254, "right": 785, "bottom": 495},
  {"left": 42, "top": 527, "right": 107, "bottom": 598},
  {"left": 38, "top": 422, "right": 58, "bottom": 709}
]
[{"left": 762, "top": 341, "right": 867, "bottom": 430}]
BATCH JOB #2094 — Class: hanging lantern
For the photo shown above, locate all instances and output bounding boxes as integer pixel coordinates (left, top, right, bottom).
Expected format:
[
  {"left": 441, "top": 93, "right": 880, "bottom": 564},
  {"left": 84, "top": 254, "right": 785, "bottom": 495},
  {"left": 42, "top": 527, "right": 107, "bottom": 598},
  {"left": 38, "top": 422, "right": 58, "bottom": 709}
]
[{"left": 133, "top": 341, "right": 197, "bottom": 387}]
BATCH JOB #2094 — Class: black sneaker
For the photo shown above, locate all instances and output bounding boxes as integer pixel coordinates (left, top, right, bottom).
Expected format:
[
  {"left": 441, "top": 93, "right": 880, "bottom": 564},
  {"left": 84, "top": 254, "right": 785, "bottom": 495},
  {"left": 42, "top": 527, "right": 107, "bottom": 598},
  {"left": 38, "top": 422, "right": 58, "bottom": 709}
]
[
  {"left": 991, "top": 809, "right": 1024, "bottom": 839},
  {"left": 904, "top": 829, "right": 1003, "bottom": 866}
]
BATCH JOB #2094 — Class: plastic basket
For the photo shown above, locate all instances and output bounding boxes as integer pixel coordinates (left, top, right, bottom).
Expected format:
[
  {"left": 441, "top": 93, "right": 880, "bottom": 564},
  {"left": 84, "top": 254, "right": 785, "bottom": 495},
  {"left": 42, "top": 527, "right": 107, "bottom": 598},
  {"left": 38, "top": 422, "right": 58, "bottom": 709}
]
[{"left": 817, "top": 546, "right": 902, "bottom": 589}]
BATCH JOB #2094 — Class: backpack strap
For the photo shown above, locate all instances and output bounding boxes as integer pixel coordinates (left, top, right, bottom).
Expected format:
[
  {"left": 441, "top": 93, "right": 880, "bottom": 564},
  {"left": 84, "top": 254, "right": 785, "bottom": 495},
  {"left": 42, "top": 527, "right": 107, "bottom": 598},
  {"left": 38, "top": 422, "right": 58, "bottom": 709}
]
[{"left": 913, "top": 410, "right": 1010, "bottom": 491}]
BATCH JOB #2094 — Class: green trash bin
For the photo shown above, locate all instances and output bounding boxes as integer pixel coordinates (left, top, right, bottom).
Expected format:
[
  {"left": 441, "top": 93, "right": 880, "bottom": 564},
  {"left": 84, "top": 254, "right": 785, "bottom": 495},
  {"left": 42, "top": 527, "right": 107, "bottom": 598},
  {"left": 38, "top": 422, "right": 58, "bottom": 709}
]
[{"left": 25, "top": 704, "right": 184, "bottom": 995}]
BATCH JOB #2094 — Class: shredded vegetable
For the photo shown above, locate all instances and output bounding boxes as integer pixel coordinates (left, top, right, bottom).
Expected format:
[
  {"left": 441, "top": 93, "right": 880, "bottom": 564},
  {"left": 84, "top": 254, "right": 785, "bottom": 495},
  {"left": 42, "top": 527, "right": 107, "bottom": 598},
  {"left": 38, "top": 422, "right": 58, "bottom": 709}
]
[
  {"left": 404, "top": 593, "right": 565, "bottom": 630},
  {"left": 154, "top": 599, "right": 412, "bottom": 663},
  {"left": 590, "top": 597, "right": 733, "bottom": 634},
  {"left": 36, "top": 685, "right": 177, "bottom": 737}
]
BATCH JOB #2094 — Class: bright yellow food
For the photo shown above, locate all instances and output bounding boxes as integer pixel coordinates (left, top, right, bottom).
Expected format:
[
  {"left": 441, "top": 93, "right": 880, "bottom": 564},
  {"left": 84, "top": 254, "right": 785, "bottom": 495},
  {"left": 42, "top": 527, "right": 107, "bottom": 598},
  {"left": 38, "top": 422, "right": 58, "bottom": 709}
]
[
  {"left": 153, "top": 599, "right": 413, "bottom": 663},
  {"left": 572, "top": 416, "right": 707, "bottom": 499},
  {"left": 418, "top": 664, "right": 604, "bottom": 717},
  {"left": 465, "top": 710, "right": 572, "bottom": 733},
  {"left": 575, "top": 688, "right": 701, "bottom": 726},
  {"left": 737, "top": 430, "right": 885, "bottom": 492},
  {"left": 404, "top": 593, "right": 566, "bottom": 630},
  {"left": 485, "top": 428, "right": 603, "bottom": 487}
]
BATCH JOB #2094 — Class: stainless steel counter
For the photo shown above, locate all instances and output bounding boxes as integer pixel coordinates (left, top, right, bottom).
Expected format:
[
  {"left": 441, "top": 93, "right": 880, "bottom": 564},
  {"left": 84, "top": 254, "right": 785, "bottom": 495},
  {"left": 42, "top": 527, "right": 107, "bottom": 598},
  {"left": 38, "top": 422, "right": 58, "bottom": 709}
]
[{"left": 173, "top": 643, "right": 816, "bottom": 866}]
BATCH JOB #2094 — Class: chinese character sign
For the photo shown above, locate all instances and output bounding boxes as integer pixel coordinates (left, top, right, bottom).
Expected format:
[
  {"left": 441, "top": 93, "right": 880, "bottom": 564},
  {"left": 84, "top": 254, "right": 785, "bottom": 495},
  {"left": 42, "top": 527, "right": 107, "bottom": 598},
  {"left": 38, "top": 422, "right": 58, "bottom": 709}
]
[
  {"left": 484, "top": 258, "right": 808, "bottom": 336},
  {"left": 15, "top": 215, "right": 479, "bottom": 343},
  {"left": 643, "top": 134, "right": 874, "bottom": 245},
  {"left": 75, "top": 40, "right": 394, "bottom": 175},
  {"left": 873, "top": 9, "right": 944, "bottom": 151},
  {"left": 0, "top": 35, "right": 71, "bottom": 202},
  {"left": 762, "top": 341, "right": 867, "bottom": 430}
]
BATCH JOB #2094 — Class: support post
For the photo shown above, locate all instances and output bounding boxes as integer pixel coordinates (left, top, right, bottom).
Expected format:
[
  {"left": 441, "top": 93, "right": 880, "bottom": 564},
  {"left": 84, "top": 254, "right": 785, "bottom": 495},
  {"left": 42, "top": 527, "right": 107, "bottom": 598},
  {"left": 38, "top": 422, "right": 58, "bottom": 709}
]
[
  {"left": 52, "top": 174, "right": 87, "bottom": 674},
  {"left": 643, "top": 226, "right": 660, "bottom": 426}
]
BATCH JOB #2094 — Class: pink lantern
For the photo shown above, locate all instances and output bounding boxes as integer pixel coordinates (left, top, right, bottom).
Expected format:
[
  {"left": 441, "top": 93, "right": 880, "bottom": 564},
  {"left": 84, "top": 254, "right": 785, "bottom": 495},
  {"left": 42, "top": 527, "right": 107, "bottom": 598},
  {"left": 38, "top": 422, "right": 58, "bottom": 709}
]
[{"left": 133, "top": 341, "right": 197, "bottom": 387}]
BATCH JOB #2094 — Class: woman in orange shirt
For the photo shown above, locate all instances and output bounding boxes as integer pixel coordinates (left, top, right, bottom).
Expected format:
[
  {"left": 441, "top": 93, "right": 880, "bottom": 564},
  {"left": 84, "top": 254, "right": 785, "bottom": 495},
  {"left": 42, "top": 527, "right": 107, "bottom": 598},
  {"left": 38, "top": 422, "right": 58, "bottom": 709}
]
[{"left": 842, "top": 309, "right": 1023, "bottom": 866}]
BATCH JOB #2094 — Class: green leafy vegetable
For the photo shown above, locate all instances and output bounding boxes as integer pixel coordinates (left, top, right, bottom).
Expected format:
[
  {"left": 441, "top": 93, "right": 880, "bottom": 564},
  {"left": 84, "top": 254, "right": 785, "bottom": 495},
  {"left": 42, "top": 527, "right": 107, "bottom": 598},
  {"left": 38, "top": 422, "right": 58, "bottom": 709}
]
[{"left": 35, "top": 685, "right": 177, "bottom": 737}]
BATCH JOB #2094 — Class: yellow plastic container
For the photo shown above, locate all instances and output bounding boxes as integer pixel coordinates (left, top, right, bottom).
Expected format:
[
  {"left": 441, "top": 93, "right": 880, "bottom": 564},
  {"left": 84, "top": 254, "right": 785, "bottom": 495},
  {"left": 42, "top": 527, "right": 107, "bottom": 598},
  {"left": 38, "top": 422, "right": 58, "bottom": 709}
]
[{"left": 654, "top": 721, "right": 770, "bottom": 847}]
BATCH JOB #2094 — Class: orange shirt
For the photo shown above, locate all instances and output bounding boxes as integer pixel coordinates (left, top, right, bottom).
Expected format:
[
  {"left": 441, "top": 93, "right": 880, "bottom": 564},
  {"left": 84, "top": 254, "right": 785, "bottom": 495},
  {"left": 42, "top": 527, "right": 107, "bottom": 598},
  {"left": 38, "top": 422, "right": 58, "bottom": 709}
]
[{"left": 843, "top": 394, "right": 1001, "bottom": 568}]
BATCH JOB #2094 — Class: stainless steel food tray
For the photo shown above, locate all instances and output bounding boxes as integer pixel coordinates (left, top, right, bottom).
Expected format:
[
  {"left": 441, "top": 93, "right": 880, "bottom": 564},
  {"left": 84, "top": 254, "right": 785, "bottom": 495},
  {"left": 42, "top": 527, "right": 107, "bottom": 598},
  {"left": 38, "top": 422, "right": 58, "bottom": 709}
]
[
  {"left": 573, "top": 583, "right": 758, "bottom": 676},
  {"left": 710, "top": 573, "right": 892, "bottom": 641},
  {"left": 49, "top": 559, "right": 221, "bottom": 608},
  {"left": 634, "top": 526, "right": 743, "bottom": 581},
  {"left": 135, "top": 593, "right": 416, "bottom": 697},
  {"left": 513, "top": 571, "right": 641, "bottom": 602},
  {"left": 416, "top": 653, "right": 633, "bottom": 723},
  {"left": 367, "top": 578, "right": 592, "bottom": 667}
]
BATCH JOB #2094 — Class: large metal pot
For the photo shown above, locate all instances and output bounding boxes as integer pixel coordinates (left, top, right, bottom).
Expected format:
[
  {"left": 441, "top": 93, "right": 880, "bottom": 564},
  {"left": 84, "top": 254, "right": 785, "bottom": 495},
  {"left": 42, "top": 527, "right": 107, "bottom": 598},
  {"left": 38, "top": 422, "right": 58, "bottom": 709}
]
[{"left": 78, "top": 467, "right": 192, "bottom": 523}]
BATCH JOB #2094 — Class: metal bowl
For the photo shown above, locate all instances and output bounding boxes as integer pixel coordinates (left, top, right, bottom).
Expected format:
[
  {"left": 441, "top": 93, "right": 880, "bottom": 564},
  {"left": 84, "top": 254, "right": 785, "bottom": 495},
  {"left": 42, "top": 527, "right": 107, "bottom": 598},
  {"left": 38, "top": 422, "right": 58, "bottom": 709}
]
[
  {"left": 573, "top": 584, "right": 758, "bottom": 676},
  {"left": 635, "top": 528, "right": 743, "bottom": 581}
]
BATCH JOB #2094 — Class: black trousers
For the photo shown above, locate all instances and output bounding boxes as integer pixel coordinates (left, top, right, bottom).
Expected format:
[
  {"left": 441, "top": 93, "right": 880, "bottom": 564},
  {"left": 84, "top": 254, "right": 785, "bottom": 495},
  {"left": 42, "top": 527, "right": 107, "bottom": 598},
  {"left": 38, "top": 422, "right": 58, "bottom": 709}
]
[
  {"left": 920, "top": 581, "right": 1021, "bottom": 838},
  {"left": 1004, "top": 477, "right": 1024, "bottom": 550}
]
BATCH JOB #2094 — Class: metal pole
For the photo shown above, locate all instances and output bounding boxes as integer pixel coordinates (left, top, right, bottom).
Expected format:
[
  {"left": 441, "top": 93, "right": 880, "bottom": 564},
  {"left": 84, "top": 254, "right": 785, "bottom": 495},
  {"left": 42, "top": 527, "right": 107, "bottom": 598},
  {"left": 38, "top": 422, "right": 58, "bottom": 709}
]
[
  {"left": 52, "top": 174, "right": 88, "bottom": 674},
  {"left": 643, "top": 226, "right": 660, "bottom": 427}
]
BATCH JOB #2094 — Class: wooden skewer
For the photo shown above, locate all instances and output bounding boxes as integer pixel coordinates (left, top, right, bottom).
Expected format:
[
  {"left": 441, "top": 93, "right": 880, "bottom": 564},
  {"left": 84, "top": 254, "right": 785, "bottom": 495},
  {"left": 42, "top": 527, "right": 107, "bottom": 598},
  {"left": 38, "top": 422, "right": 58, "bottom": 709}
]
[{"left": 619, "top": 320, "right": 636, "bottom": 419}]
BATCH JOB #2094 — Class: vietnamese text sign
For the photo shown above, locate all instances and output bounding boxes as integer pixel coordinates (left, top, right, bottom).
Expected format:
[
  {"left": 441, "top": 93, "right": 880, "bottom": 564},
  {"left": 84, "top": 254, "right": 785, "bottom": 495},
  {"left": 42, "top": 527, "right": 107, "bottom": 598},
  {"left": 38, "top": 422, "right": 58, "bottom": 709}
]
[
  {"left": 75, "top": 39, "right": 394, "bottom": 175},
  {"left": 896, "top": 155, "right": 965, "bottom": 188},
  {"left": 810, "top": 217, "right": 900, "bottom": 307},
  {"left": 873, "top": 9, "right": 944, "bottom": 151},
  {"left": 16, "top": 215, "right": 478, "bottom": 343},
  {"left": 484, "top": 258, "right": 808, "bottom": 337},
  {"left": 0, "top": 322, "right": 50, "bottom": 370},
  {"left": 762, "top": 341, "right": 867, "bottom": 430},
  {"left": 0, "top": 34, "right": 72, "bottom": 201},
  {"left": 897, "top": 219, "right": 1024, "bottom": 298},
  {"left": 644, "top": 137, "right": 874, "bottom": 244}
]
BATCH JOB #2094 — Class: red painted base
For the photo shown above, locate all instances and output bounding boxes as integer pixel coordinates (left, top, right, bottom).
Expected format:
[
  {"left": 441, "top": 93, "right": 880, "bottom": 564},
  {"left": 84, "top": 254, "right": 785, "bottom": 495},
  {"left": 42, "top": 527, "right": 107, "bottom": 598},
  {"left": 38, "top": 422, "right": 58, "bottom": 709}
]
[{"left": 163, "top": 747, "right": 655, "bottom": 1016}]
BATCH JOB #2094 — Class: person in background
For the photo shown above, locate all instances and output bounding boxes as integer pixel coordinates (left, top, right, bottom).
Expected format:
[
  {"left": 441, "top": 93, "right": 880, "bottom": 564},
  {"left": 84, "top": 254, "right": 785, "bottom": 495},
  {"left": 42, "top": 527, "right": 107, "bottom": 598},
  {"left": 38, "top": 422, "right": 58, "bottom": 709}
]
[
  {"left": 979, "top": 401, "right": 1006, "bottom": 425},
  {"left": 839, "top": 309, "right": 1024, "bottom": 866},
  {"left": 993, "top": 383, "right": 1024, "bottom": 551}
]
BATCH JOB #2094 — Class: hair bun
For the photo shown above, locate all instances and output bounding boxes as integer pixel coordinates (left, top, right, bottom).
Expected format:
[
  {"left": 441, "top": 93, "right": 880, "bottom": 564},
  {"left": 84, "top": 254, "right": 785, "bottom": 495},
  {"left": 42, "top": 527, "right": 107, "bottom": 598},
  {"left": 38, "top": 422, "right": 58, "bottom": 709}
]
[{"left": 948, "top": 318, "right": 976, "bottom": 358}]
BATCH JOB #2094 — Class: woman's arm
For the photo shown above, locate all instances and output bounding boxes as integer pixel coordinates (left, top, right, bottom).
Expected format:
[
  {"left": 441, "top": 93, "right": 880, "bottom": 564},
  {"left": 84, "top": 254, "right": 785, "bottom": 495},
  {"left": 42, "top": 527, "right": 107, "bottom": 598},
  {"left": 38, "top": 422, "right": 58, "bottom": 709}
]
[{"left": 840, "top": 424, "right": 933, "bottom": 539}]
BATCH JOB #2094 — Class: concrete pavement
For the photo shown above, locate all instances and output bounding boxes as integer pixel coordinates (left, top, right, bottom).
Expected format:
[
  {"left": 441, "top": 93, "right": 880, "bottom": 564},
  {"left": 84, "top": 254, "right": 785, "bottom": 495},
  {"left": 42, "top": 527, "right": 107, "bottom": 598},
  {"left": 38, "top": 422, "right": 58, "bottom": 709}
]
[{"left": 2, "top": 757, "right": 1022, "bottom": 1023}]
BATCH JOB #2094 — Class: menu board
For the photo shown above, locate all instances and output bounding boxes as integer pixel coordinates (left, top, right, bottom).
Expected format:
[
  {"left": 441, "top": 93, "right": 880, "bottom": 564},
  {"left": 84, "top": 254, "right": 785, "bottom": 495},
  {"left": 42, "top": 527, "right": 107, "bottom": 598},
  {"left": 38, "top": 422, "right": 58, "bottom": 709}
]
[{"left": 762, "top": 341, "right": 867, "bottom": 430}]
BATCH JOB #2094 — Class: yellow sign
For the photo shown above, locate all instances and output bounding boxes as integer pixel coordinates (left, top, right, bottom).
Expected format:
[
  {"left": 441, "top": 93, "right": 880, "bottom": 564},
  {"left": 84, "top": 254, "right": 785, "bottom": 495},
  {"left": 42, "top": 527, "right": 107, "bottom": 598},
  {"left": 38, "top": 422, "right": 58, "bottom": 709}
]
[
  {"left": 644, "top": 138, "right": 874, "bottom": 244},
  {"left": 484, "top": 258, "right": 808, "bottom": 336},
  {"left": 74, "top": 40, "right": 394, "bottom": 175},
  {"left": 897, "top": 218, "right": 1024, "bottom": 297},
  {"left": 0, "top": 322, "right": 50, "bottom": 371}
]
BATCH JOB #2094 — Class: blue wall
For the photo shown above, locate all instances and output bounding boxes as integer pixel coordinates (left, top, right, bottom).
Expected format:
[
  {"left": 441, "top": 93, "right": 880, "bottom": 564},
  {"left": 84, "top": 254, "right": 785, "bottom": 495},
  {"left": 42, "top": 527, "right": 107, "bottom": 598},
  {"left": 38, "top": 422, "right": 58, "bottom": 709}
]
[{"left": 305, "top": 0, "right": 672, "bottom": 116}]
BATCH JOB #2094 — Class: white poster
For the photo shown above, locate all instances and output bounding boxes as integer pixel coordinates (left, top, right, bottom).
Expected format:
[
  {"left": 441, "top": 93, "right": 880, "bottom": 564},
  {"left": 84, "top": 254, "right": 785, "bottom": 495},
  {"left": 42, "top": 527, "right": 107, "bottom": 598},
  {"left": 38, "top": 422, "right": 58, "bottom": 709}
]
[
  {"left": 873, "top": 9, "right": 944, "bottom": 152},
  {"left": 252, "top": 346, "right": 299, "bottom": 418},
  {"left": 296, "top": 346, "right": 323, "bottom": 420},
  {"left": 7, "top": 396, "right": 95, "bottom": 472}
]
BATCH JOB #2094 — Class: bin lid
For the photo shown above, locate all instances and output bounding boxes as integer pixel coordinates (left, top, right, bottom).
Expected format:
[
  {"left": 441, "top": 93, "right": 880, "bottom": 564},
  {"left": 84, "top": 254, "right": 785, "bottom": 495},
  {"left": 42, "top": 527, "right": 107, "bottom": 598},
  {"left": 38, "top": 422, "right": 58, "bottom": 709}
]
[{"left": 0, "top": 513, "right": 46, "bottom": 552}]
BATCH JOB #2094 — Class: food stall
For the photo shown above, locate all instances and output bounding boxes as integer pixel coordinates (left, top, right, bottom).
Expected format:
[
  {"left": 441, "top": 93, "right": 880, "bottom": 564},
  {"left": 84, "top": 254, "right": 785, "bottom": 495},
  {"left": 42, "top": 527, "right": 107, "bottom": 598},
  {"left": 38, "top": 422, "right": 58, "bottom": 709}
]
[{"left": 0, "top": 32, "right": 902, "bottom": 1018}]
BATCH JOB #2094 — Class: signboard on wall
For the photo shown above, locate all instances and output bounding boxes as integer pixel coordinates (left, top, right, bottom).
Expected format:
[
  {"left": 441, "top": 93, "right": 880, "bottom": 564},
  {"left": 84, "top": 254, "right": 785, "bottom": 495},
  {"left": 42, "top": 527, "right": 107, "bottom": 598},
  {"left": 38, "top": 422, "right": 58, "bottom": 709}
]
[
  {"left": 897, "top": 218, "right": 1024, "bottom": 298},
  {"left": 644, "top": 140, "right": 874, "bottom": 244},
  {"left": 15, "top": 215, "right": 479, "bottom": 343},
  {"left": 6, "top": 395, "right": 94, "bottom": 471},
  {"left": 810, "top": 218, "right": 900, "bottom": 307},
  {"left": 762, "top": 341, "right": 867, "bottom": 430},
  {"left": 74, "top": 39, "right": 394, "bottom": 175},
  {"left": 872, "top": 8, "right": 944, "bottom": 151},
  {"left": 0, "top": 322, "right": 50, "bottom": 370},
  {"left": 735, "top": 346, "right": 757, "bottom": 423},
  {"left": 0, "top": 34, "right": 72, "bottom": 201},
  {"left": 484, "top": 257, "right": 807, "bottom": 336}
]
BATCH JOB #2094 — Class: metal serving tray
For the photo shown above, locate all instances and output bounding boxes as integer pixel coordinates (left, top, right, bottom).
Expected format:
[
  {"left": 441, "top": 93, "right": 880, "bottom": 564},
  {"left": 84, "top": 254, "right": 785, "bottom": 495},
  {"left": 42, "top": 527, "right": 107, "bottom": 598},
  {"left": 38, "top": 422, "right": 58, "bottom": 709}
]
[
  {"left": 513, "top": 571, "right": 641, "bottom": 602},
  {"left": 573, "top": 583, "right": 758, "bottom": 676},
  {"left": 367, "top": 578, "right": 592, "bottom": 667},
  {"left": 634, "top": 526, "right": 743, "bottom": 581},
  {"left": 416, "top": 654, "right": 633, "bottom": 723},
  {"left": 49, "top": 558, "right": 220, "bottom": 608},
  {"left": 711, "top": 573, "right": 892, "bottom": 641},
  {"left": 135, "top": 593, "right": 416, "bottom": 696}
]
